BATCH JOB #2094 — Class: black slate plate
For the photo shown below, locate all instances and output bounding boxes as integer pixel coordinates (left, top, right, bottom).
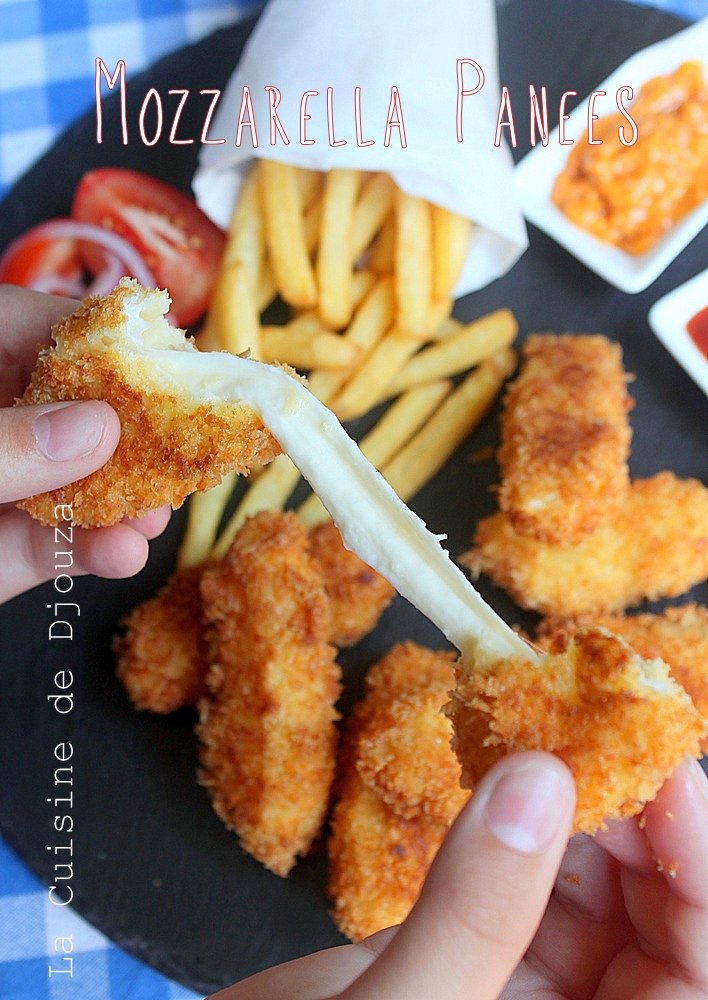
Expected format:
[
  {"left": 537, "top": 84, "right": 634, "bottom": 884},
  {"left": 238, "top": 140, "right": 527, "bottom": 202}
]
[{"left": 0, "top": 1, "right": 706, "bottom": 994}]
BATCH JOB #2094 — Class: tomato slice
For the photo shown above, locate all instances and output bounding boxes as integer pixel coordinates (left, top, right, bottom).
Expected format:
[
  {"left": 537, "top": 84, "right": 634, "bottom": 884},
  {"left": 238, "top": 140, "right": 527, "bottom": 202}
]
[
  {"left": 72, "top": 168, "right": 225, "bottom": 326},
  {"left": 0, "top": 222, "right": 83, "bottom": 296}
]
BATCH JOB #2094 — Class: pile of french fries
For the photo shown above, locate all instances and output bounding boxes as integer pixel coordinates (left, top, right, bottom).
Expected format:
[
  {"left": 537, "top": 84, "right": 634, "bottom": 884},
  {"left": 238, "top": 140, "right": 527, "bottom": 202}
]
[{"left": 179, "top": 160, "right": 518, "bottom": 567}]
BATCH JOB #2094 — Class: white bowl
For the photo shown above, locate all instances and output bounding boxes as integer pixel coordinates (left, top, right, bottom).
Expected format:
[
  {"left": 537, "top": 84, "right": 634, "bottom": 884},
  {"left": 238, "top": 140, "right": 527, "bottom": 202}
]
[
  {"left": 514, "top": 17, "right": 708, "bottom": 294},
  {"left": 648, "top": 269, "right": 708, "bottom": 397}
]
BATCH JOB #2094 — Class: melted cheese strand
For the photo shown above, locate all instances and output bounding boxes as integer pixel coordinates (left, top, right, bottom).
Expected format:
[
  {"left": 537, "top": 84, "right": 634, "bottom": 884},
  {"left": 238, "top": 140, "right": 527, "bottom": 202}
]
[{"left": 158, "top": 349, "right": 531, "bottom": 665}]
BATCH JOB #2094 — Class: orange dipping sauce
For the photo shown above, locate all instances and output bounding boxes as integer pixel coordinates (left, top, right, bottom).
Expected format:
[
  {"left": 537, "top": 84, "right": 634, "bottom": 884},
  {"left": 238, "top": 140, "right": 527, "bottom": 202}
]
[
  {"left": 687, "top": 306, "right": 708, "bottom": 360},
  {"left": 552, "top": 61, "right": 708, "bottom": 255}
]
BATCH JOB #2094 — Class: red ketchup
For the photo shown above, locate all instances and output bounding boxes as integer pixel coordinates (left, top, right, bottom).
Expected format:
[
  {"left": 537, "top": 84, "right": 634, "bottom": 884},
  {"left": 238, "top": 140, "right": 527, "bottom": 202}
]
[{"left": 687, "top": 306, "right": 708, "bottom": 360}]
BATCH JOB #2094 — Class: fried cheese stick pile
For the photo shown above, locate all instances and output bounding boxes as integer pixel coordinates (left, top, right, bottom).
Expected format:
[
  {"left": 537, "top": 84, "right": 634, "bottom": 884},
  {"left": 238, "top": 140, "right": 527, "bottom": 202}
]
[
  {"left": 468, "top": 473, "right": 708, "bottom": 617},
  {"left": 115, "top": 566, "right": 207, "bottom": 713},
  {"left": 17, "top": 279, "right": 280, "bottom": 527},
  {"left": 328, "top": 643, "right": 469, "bottom": 941},
  {"left": 463, "top": 335, "right": 708, "bottom": 617},
  {"left": 116, "top": 520, "right": 395, "bottom": 715},
  {"left": 18, "top": 285, "right": 704, "bottom": 921},
  {"left": 115, "top": 511, "right": 395, "bottom": 875},
  {"left": 198, "top": 512, "right": 341, "bottom": 877},
  {"left": 497, "top": 334, "right": 633, "bottom": 544},
  {"left": 450, "top": 333, "right": 706, "bottom": 830}
]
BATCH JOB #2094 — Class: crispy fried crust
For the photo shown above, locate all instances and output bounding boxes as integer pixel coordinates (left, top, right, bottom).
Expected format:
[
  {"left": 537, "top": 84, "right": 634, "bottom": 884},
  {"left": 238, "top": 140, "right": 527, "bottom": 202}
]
[
  {"left": 114, "top": 565, "right": 207, "bottom": 713},
  {"left": 197, "top": 511, "right": 340, "bottom": 877},
  {"left": 328, "top": 769, "right": 447, "bottom": 942},
  {"left": 538, "top": 604, "right": 708, "bottom": 752},
  {"left": 308, "top": 521, "right": 396, "bottom": 647},
  {"left": 17, "top": 281, "right": 280, "bottom": 526},
  {"left": 449, "top": 627, "right": 705, "bottom": 834},
  {"left": 497, "top": 334, "right": 632, "bottom": 545},
  {"left": 464, "top": 473, "right": 708, "bottom": 617},
  {"left": 328, "top": 642, "right": 465, "bottom": 941},
  {"left": 357, "top": 687, "right": 469, "bottom": 824},
  {"left": 363, "top": 641, "right": 457, "bottom": 702}
]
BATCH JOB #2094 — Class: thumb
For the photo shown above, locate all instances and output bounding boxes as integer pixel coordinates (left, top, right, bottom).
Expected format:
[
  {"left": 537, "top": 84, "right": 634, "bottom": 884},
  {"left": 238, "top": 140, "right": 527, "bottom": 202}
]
[
  {"left": 0, "top": 401, "right": 120, "bottom": 504},
  {"left": 344, "top": 751, "right": 575, "bottom": 1000}
]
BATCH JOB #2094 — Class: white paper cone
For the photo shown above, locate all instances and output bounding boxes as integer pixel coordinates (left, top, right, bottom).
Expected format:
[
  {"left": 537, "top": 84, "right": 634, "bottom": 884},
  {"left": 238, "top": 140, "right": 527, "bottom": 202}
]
[{"left": 193, "top": 0, "right": 528, "bottom": 294}]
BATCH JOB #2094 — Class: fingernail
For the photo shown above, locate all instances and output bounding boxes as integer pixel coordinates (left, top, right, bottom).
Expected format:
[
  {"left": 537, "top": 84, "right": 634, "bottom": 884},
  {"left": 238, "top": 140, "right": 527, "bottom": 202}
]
[
  {"left": 484, "top": 763, "right": 569, "bottom": 855},
  {"left": 33, "top": 402, "right": 106, "bottom": 461}
]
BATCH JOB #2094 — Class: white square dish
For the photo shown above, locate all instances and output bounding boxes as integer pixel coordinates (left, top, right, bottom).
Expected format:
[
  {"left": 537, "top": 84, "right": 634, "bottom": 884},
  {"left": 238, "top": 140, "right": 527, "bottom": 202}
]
[
  {"left": 514, "top": 17, "right": 708, "bottom": 294},
  {"left": 648, "top": 269, "right": 708, "bottom": 397}
]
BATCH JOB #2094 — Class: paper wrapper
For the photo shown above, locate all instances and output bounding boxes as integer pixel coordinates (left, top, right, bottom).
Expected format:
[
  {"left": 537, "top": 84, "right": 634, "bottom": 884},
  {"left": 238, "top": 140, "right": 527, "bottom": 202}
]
[{"left": 193, "top": 0, "right": 528, "bottom": 294}]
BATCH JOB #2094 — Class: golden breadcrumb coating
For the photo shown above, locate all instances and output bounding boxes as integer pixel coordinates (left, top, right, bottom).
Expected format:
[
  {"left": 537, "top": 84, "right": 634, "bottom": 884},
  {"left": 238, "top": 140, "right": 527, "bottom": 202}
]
[
  {"left": 448, "top": 627, "right": 705, "bottom": 834},
  {"left": 328, "top": 642, "right": 466, "bottom": 942},
  {"left": 308, "top": 521, "right": 396, "bottom": 647},
  {"left": 538, "top": 604, "right": 708, "bottom": 752},
  {"left": 197, "top": 511, "right": 340, "bottom": 877},
  {"left": 114, "top": 565, "right": 207, "bottom": 713},
  {"left": 113, "top": 518, "right": 391, "bottom": 717},
  {"left": 362, "top": 641, "right": 458, "bottom": 703},
  {"left": 356, "top": 687, "right": 470, "bottom": 824},
  {"left": 497, "top": 334, "right": 632, "bottom": 545},
  {"left": 328, "top": 769, "right": 447, "bottom": 943},
  {"left": 17, "top": 279, "right": 280, "bottom": 527},
  {"left": 463, "top": 473, "right": 708, "bottom": 617}
]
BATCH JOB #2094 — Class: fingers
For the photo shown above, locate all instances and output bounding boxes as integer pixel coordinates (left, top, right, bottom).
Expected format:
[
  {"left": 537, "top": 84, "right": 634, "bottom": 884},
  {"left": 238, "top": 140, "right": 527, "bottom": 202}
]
[
  {"left": 0, "top": 400, "right": 120, "bottom": 503},
  {"left": 596, "top": 758, "right": 708, "bottom": 990},
  {"left": 0, "top": 285, "right": 77, "bottom": 367},
  {"left": 640, "top": 757, "right": 708, "bottom": 987},
  {"left": 642, "top": 758, "right": 708, "bottom": 905},
  {"left": 343, "top": 752, "right": 575, "bottom": 1000},
  {"left": 122, "top": 505, "right": 172, "bottom": 539},
  {"left": 516, "top": 834, "right": 632, "bottom": 997},
  {"left": 209, "top": 929, "right": 397, "bottom": 1000},
  {"left": 0, "top": 508, "right": 151, "bottom": 603}
]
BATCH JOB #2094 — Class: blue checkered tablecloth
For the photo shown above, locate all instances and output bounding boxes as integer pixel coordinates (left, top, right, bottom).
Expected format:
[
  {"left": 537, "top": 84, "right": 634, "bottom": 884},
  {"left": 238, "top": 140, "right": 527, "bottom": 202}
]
[
  {"left": 0, "top": 0, "right": 264, "bottom": 197},
  {"left": 0, "top": 1, "right": 702, "bottom": 998}
]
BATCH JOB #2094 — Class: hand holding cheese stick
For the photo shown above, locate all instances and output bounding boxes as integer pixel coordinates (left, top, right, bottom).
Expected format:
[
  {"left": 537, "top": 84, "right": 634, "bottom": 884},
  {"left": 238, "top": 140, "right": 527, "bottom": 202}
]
[
  {"left": 211, "top": 757, "right": 708, "bottom": 1000},
  {"left": 0, "top": 286, "right": 171, "bottom": 603}
]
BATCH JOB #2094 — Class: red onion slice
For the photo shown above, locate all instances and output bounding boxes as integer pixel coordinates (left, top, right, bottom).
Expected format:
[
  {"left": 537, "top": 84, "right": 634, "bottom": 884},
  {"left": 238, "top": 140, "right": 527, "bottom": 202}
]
[
  {"left": 37, "top": 219, "right": 155, "bottom": 288},
  {"left": 86, "top": 252, "right": 127, "bottom": 296},
  {"left": 1, "top": 218, "right": 156, "bottom": 292}
]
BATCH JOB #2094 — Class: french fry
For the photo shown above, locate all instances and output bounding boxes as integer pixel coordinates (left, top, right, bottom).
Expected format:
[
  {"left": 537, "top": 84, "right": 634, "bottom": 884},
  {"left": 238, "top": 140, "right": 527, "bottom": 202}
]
[
  {"left": 259, "top": 159, "right": 317, "bottom": 308},
  {"left": 395, "top": 190, "right": 433, "bottom": 338},
  {"left": 345, "top": 275, "right": 396, "bottom": 350},
  {"left": 432, "top": 205, "right": 472, "bottom": 301},
  {"left": 297, "top": 379, "right": 452, "bottom": 526},
  {"left": 304, "top": 196, "right": 324, "bottom": 256},
  {"left": 212, "top": 259, "right": 261, "bottom": 357},
  {"left": 332, "top": 330, "right": 419, "bottom": 421},
  {"left": 351, "top": 173, "right": 396, "bottom": 260},
  {"left": 261, "top": 326, "right": 361, "bottom": 370},
  {"left": 305, "top": 275, "right": 396, "bottom": 400},
  {"left": 178, "top": 471, "right": 238, "bottom": 567},
  {"left": 351, "top": 268, "right": 376, "bottom": 309},
  {"left": 317, "top": 169, "right": 360, "bottom": 328},
  {"left": 212, "top": 453, "right": 301, "bottom": 559},
  {"left": 368, "top": 215, "right": 395, "bottom": 273},
  {"left": 196, "top": 314, "right": 221, "bottom": 352},
  {"left": 427, "top": 297, "right": 453, "bottom": 335},
  {"left": 385, "top": 309, "right": 518, "bottom": 397},
  {"left": 427, "top": 316, "right": 463, "bottom": 340},
  {"left": 256, "top": 259, "right": 278, "bottom": 312},
  {"left": 380, "top": 348, "right": 517, "bottom": 502},
  {"left": 222, "top": 164, "right": 264, "bottom": 288},
  {"left": 296, "top": 166, "right": 323, "bottom": 211}
]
